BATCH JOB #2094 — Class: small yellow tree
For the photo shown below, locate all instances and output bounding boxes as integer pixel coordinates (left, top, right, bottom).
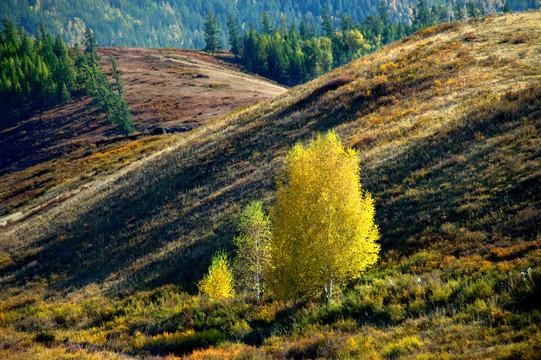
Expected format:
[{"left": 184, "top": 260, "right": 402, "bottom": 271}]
[
  {"left": 268, "top": 131, "right": 379, "bottom": 302},
  {"left": 198, "top": 252, "right": 235, "bottom": 300}
]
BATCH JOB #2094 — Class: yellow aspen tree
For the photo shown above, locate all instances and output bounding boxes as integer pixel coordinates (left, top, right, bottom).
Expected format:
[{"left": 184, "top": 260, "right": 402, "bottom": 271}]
[
  {"left": 198, "top": 252, "right": 235, "bottom": 300},
  {"left": 268, "top": 131, "right": 379, "bottom": 302},
  {"left": 233, "top": 201, "right": 271, "bottom": 303}
]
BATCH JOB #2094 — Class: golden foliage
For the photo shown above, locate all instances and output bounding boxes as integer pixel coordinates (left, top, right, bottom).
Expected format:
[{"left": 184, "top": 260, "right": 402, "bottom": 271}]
[
  {"left": 198, "top": 252, "right": 235, "bottom": 300},
  {"left": 269, "top": 131, "right": 380, "bottom": 301}
]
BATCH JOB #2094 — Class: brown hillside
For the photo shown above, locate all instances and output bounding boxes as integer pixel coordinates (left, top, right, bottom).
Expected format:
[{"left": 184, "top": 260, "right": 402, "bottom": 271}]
[
  {"left": 1, "top": 11, "right": 538, "bottom": 293},
  {"left": 0, "top": 48, "right": 286, "bottom": 221},
  {"left": 0, "top": 12, "right": 540, "bottom": 359},
  {"left": 0, "top": 48, "right": 285, "bottom": 176}
]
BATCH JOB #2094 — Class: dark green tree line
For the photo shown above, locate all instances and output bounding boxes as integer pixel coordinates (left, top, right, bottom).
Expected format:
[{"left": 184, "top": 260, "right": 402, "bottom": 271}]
[
  {"left": 0, "top": 20, "right": 133, "bottom": 134},
  {"left": 226, "top": 4, "right": 416, "bottom": 86},
  {"left": 220, "top": 0, "right": 499, "bottom": 86}
]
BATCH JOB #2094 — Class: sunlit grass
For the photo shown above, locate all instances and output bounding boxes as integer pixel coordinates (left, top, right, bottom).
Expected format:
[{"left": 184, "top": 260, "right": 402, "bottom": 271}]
[{"left": 0, "top": 11, "right": 539, "bottom": 359}]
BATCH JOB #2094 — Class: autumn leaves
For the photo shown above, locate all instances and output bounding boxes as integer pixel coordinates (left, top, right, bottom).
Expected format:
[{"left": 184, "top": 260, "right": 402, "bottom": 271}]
[{"left": 198, "top": 132, "right": 380, "bottom": 302}]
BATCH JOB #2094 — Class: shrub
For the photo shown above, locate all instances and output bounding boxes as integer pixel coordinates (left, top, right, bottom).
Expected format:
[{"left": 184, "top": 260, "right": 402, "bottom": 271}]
[
  {"left": 33, "top": 331, "right": 56, "bottom": 346},
  {"left": 430, "top": 282, "right": 454, "bottom": 305},
  {"left": 134, "top": 329, "right": 227, "bottom": 355},
  {"left": 381, "top": 335, "right": 423, "bottom": 359},
  {"left": 496, "top": 331, "right": 541, "bottom": 360},
  {"left": 463, "top": 278, "right": 494, "bottom": 302},
  {"left": 198, "top": 252, "right": 235, "bottom": 300},
  {"left": 338, "top": 335, "right": 381, "bottom": 359},
  {"left": 332, "top": 318, "right": 358, "bottom": 332}
]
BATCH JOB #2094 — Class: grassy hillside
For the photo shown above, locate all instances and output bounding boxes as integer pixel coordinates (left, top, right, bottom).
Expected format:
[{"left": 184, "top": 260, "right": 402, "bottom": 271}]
[
  {"left": 0, "top": 47, "right": 285, "bottom": 222},
  {"left": 0, "top": 12, "right": 540, "bottom": 359}
]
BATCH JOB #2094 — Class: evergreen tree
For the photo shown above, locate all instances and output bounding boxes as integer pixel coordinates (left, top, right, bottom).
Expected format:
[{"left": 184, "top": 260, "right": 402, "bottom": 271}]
[
  {"left": 466, "top": 2, "right": 481, "bottom": 18},
  {"left": 83, "top": 27, "right": 97, "bottom": 56},
  {"left": 454, "top": 1, "right": 466, "bottom": 20},
  {"left": 321, "top": 9, "right": 334, "bottom": 37},
  {"left": 226, "top": 14, "right": 242, "bottom": 58},
  {"left": 203, "top": 12, "right": 222, "bottom": 53},
  {"left": 59, "top": 82, "right": 70, "bottom": 104},
  {"left": 378, "top": 1, "right": 391, "bottom": 26},
  {"left": 412, "top": 0, "right": 433, "bottom": 28},
  {"left": 108, "top": 54, "right": 123, "bottom": 96},
  {"left": 299, "top": 19, "right": 310, "bottom": 40},
  {"left": 261, "top": 11, "right": 272, "bottom": 35},
  {"left": 279, "top": 13, "right": 288, "bottom": 35},
  {"left": 436, "top": 5, "right": 450, "bottom": 22},
  {"left": 340, "top": 14, "right": 355, "bottom": 31}
]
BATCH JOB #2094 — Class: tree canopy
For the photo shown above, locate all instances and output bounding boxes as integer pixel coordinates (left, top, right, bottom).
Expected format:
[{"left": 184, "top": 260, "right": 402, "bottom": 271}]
[
  {"left": 0, "top": 20, "right": 133, "bottom": 134},
  {"left": 204, "top": 12, "right": 222, "bottom": 53},
  {"left": 233, "top": 201, "right": 272, "bottom": 303},
  {"left": 198, "top": 252, "right": 235, "bottom": 300},
  {"left": 268, "top": 132, "right": 380, "bottom": 302}
]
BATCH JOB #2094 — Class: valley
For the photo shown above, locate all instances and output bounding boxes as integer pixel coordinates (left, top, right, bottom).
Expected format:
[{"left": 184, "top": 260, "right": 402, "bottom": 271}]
[{"left": 0, "top": 12, "right": 540, "bottom": 359}]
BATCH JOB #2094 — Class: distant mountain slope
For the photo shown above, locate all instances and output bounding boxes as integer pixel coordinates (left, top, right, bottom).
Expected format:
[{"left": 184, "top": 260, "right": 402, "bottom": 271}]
[
  {"left": 0, "top": 47, "right": 285, "bottom": 220},
  {"left": 1, "top": 0, "right": 529, "bottom": 48},
  {"left": 1, "top": 12, "right": 538, "bottom": 294}
]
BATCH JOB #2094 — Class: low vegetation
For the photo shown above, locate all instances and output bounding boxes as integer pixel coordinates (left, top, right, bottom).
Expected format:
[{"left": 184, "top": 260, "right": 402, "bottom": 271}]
[{"left": 0, "top": 11, "right": 540, "bottom": 359}]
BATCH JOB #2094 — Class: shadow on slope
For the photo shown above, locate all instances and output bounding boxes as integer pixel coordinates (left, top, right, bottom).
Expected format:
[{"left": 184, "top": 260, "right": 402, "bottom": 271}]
[{"left": 2, "top": 13, "right": 540, "bottom": 297}]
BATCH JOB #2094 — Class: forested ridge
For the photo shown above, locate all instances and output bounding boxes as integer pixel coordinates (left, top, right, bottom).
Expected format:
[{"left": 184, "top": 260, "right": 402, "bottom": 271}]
[
  {"left": 1, "top": 0, "right": 536, "bottom": 49},
  {"left": 0, "top": 20, "right": 133, "bottom": 134},
  {"left": 222, "top": 4, "right": 422, "bottom": 85},
  {"left": 215, "top": 0, "right": 513, "bottom": 85}
]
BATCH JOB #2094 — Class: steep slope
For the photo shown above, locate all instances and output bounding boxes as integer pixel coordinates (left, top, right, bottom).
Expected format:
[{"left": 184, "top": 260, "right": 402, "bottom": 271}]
[
  {"left": 0, "top": 12, "right": 540, "bottom": 359},
  {"left": 2, "top": 11, "right": 539, "bottom": 293}
]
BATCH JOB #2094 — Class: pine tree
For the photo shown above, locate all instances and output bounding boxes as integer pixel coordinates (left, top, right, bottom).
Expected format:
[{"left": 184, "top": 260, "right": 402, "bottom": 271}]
[
  {"left": 412, "top": 0, "right": 432, "bottom": 28},
  {"left": 454, "top": 1, "right": 466, "bottom": 20},
  {"left": 203, "top": 12, "right": 222, "bottom": 53},
  {"left": 321, "top": 9, "right": 334, "bottom": 37},
  {"left": 378, "top": 1, "right": 391, "bottom": 26},
  {"left": 466, "top": 2, "right": 481, "bottom": 18},
  {"left": 340, "top": 14, "right": 355, "bottom": 31},
  {"left": 108, "top": 54, "right": 123, "bottom": 96},
  {"left": 299, "top": 19, "right": 309, "bottom": 40},
  {"left": 83, "top": 28, "right": 98, "bottom": 56},
  {"left": 226, "top": 14, "right": 242, "bottom": 58},
  {"left": 279, "top": 13, "right": 288, "bottom": 35},
  {"left": 261, "top": 11, "right": 272, "bottom": 35}
]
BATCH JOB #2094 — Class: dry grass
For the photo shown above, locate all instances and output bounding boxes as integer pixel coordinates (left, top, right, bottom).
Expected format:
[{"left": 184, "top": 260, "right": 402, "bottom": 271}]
[
  {"left": 0, "top": 47, "right": 286, "bottom": 227},
  {"left": 0, "top": 11, "right": 540, "bottom": 359}
]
